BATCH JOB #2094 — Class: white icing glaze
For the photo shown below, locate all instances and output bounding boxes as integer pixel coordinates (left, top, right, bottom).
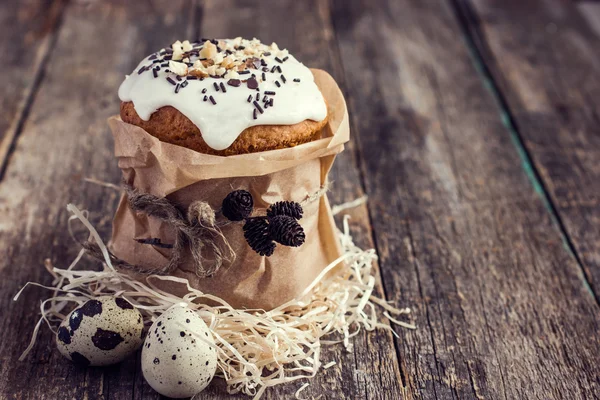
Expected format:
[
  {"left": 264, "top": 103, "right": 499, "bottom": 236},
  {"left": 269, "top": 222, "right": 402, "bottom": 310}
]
[{"left": 118, "top": 38, "right": 327, "bottom": 151}]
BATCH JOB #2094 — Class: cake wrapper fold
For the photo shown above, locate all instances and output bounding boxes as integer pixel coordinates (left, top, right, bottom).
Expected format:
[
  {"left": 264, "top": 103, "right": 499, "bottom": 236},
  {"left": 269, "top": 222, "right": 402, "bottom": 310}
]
[{"left": 109, "top": 69, "right": 349, "bottom": 310}]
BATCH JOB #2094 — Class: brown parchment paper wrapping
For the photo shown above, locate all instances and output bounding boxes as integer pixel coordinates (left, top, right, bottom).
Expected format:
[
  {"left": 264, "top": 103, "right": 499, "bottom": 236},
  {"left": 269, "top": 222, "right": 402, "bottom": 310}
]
[{"left": 109, "top": 69, "right": 349, "bottom": 310}]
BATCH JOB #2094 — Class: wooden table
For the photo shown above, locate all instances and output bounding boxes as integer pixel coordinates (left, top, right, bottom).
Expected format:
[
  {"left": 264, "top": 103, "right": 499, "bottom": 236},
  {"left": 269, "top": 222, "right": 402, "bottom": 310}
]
[{"left": 2, "top": 0, "right": 600, "bottom": 399}]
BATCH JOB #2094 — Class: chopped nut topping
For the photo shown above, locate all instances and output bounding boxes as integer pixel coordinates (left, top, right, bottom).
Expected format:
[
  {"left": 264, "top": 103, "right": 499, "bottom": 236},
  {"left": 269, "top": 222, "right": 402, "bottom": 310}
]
[
  {"left": 199, "top": 40, "right": 217, "bottom": 59},
  {"left": 169, "top": 60, "right": 188, "bottom": 76},
  {"left": 205, "top": 65, "right": 217, "bottom": 76},
  {"left": 171, "top": 40, "right": 185, "bottom": 61},
  {"left": 212, "top": 52, "right": 224, "bottom": 65},
  {"left": 189, "top": 69, "right": 208, "bottom": 78},
  {"left": 224, "top": 69, "right": 239, "bottom": 79},
  {"left": 181, "top": 40, "right": 193, "bottom": 52}
]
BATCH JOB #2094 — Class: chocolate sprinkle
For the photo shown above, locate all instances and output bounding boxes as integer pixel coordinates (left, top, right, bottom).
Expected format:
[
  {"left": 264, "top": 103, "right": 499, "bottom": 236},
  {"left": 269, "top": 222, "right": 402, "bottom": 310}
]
[
  {"left": 265, "top": 91, "right": 276, "bottom": 95},
  {"left": 176, "top": 75, "right": 182, "bottom": 81},
  {"left": 263, "top": 52, "right": 271, "bottom": 56},
  {"left": 202, "top": 88, "right": 207, "bottom": 93},
  {"left": 239, "top": 70, "right": 250, "bottom": 75},
  {"left": 262, "top": 72, "right": 266, "bottom": 81},
  {"left": 269, "top": 98, "right": 274, "bottom": 107},
  {"left": 213, "top": 82, "right": 219, "bottom": 91},
  {"left": 220, "top": 82, "right": 227, "bottom": 92},
  {"left": 253, "top": 109, "right": 257, "bottom": 120},
  {"left": 175, "top": 83, "right": 181, "bottom": 93},
  {"left": 166, "top": 77, "right": 176, "bottom": 85},
  {"left": 247, "top": 94, "right": 252, "bottom": 102},
  {"left": 270, "top": 66, "right": 277, "bottom": 73},
  {"left": 181, "top": 80, "right": 188, "bottom": 88},
  {"left": 276, "top": 65, "right": 282, "bottom": 73},
  {"left": 256, "top": 93, "right": 260, "bottom": 101},
  {"left": 275, "top": 81, "right": 281, "bottom": 88},
  {"left": 209, "top": 95, "right": 216, "bottom": 105},
  {"left": 262, "top": 67, "right": 269, "bottom": 72},
  {"left": 152, "top": 68, "right": 158, "bottom": 78},
  {"left": 253, "top": 101, "right": 264, "bottom": 114},
  {"left": 203, "top": 95, "right": 208, "bottom": 101},
  {"left": 275, "top": 57, "right": 283, "bottom": 63},
  {"left": 283, "top": 56, "right": 289, "bottom": 62},
  {"left": 137, "top": 66, "right": 146, "bottom": 74},
  {"left": 228, "top": 79, "right": 241, "bottom": 87},
  {"left": 293, "top": 78, "right": 301, "bottom": 82},
  {"left": 281, "top": 75, "right": 286, "bottom": 83}
]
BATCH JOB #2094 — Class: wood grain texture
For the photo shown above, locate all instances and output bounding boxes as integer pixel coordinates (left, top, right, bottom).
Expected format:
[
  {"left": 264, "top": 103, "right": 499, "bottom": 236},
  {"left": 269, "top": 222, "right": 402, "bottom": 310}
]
[
  {"left": 0, "top": 1, "right": 194, "bottom": 399},
  {"left": 454, "top": 0, "right": 600, "bottom": 303},
  {"left": 0, "top": 0, "right": 66, "bottom": 175},
  {"left": 197, "top": 1, "right": 404, "bottom": 399},
  {"left": 330, "top": 0, "right": 600, "bottom": 399}
]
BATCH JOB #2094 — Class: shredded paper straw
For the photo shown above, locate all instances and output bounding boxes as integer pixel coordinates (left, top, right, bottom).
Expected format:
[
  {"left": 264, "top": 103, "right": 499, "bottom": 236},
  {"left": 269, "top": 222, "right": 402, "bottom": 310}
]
[{"left": 15, "top": 202, "right": 415, "bottom": 399}]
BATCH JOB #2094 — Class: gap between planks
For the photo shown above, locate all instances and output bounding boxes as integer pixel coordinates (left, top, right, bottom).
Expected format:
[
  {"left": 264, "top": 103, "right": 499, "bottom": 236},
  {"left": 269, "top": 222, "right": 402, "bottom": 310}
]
[
  {"left": 0, "top": 0, "right": 68, "bottom": 180},
  {"left": 322, "top": 0, "right": 411, "bottom": 390},
  {"left": 448, "top": 0, "right": 600, "bottom": 307}
]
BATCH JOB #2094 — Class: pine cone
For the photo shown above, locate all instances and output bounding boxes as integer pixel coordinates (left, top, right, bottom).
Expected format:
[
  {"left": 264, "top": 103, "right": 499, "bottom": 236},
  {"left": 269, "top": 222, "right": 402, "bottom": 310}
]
[
  {"left": 268, "top": 215, "right": 305, "bottom": 247},
  {"left": 243, "top": 217, "right": 276, "bottom": 256},
  {"left": 267, "top": 201, "right": 304, "bottom": 220},
  {"left": 222, "top": 190, "right": 254, "bottom": 221}
]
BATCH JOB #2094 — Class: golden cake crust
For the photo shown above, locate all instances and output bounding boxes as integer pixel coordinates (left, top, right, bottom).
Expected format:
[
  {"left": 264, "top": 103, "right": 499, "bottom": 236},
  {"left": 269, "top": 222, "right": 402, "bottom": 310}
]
[{"left": 120, "top": 101, "right": 328, "bottom": 156}]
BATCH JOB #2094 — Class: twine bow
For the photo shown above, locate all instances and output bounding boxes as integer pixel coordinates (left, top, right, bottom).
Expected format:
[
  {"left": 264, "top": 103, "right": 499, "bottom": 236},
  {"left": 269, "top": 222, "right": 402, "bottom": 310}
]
[{"left": 84, "top": 185, "right": 235, "bottom": 278}]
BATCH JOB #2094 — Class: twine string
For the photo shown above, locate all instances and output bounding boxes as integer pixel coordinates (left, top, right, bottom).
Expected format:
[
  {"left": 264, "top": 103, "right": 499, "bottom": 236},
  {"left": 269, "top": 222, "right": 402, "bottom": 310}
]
[{"left": 82, "top": 182, "right": 328, "bottom": 277}]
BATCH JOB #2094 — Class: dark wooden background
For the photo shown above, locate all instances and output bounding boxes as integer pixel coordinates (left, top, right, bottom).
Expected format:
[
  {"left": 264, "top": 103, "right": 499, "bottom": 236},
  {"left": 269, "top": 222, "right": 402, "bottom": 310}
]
[{"left": 1, "top": 0, "right": 600, "bottom": 399}]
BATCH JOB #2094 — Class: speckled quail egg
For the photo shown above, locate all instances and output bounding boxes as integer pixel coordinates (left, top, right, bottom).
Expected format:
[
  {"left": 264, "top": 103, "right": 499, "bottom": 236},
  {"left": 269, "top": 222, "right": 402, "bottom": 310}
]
[
  {"left": 56, "top": 296, "right": 144, "bottom": 366},
  {"left": 141, "top": 304, "right": 218, "bottom": 398}
]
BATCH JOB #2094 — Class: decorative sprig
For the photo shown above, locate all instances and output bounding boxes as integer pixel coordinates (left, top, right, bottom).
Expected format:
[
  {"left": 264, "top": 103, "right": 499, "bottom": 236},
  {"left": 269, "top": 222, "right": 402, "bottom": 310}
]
[
  {"left": 222, "top": 190, "right": 254, "bottom": 221},
  {"left": 268, "top": 215, "right": 305, "bottom": 247},
  {"left": 266, "top": 201, "right": 303, "bottom": 220},
  {"left": 222, "top": 191, "right": 306, "bottom": 256},
  {"left": 243, "top": 217, "right": 276, "bottom": 256}
]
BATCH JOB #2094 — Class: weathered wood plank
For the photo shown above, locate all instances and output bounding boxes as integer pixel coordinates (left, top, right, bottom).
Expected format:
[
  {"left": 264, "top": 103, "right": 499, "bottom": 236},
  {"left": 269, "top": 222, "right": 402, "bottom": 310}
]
[
  {"left": 330, "top": 0, "right": 600, "bottom": 398},
  {"left": 196, "top": 1, "right": 405, "bottom": 399},
  {"left": 454, "top": 0, "right": 600, "bottom": 303},
  {"left": 0, "top": 0, "right": 67, "bottom": 175},
  {"left": 0, "top": 1, "right": 194, "bottom": 399}
]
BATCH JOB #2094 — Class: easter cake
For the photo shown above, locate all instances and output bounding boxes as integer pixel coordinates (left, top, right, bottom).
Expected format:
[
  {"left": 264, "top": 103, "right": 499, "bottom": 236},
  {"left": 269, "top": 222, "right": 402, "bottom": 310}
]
[
  {"left": 118, "top": 38, "right": 329, "bottom": 155},
  {"left": 107, "top": 37, "right": 349, "bottom": 310}
]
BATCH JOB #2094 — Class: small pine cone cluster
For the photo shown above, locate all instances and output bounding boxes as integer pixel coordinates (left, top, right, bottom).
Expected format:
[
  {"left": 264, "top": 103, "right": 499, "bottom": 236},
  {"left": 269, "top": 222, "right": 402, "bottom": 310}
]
[
  {"left": 243, "top": 217, "right": 276, "bottom": 256},
  {"left": 222, "top": 190, "right": 254, "bottom": 221},
  {"left": 222, "top": 190, "right": 306, "bottom": 257},
  {"left": 266, "top": 201, "right": 303, "bottom": 220}
]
